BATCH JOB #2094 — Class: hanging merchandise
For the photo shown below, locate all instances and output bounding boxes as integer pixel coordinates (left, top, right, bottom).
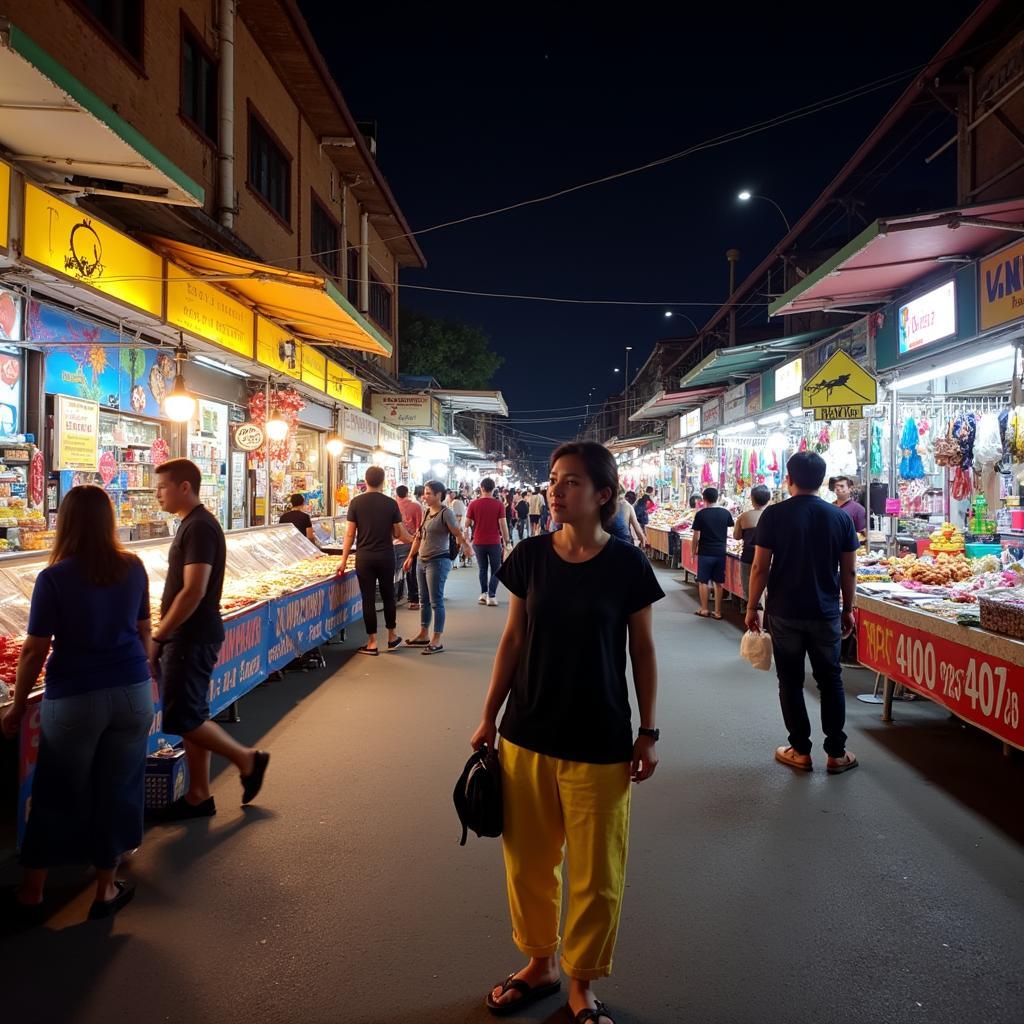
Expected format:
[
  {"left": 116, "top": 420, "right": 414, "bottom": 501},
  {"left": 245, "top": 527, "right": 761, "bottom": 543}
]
[
  {"left": 798, "top": 436, "right": 808, "bottom": 452},
  {"left": 700, "top": 460, "right": 713, "bottom": 486},
  {"left": 952, "top": 412, "right": 977, "bottom": 470},
  {"left": 814, "top": 425, "right": 830, "bottom": 454},
  {"left": 870, "top": 421, "right": 885, "bottom": 476},
  {"left": 898, "top": 417, "right": 925, "bottom": 479},
  {"left": 933, "top": 421, "right": 962, "bottom": 467},
  {"left": 951, "top": 465, "right": 973, "bottom": 502},
  {"left": 973, "top": 413, "right": 1002, "bottom": 467}
]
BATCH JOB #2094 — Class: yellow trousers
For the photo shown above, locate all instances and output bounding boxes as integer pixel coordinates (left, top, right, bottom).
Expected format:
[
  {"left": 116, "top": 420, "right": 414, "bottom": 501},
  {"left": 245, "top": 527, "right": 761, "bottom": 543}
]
[{"left": 500, "top": 739, "right": 631, "bottom": 980}]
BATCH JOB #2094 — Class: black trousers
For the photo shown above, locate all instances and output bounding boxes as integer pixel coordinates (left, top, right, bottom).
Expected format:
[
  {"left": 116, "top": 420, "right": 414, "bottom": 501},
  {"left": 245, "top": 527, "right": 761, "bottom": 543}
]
[
  {"left": 405, "top": 552, "right": 419, "bottom": 602},
  {"left": 356, "top": 554, "right": 397, "bottom": 635}
]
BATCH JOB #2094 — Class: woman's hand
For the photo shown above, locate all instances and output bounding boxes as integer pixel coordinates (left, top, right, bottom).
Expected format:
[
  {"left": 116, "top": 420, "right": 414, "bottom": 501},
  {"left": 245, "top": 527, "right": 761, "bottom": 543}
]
[
  {"left": 631, "top": 736, "right": 658, "bottom": 783},
  {"left": 1, "top": 703, "right": 24, "bottom": 741},
  {"left": 403, "top": 557, "right": 413, "bottom": 574},
  {"left": 470, "top": 719, "right": 497, "bottom": 751}
]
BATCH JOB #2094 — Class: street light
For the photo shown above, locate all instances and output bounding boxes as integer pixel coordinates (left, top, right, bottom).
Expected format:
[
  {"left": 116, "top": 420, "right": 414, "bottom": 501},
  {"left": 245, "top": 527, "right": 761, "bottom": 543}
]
[
  {"left": 737, "top": 189, "right": 792, "bottom": 233},
  {"left": 663, "top": 310, "right": 700, "bottom": 335}
]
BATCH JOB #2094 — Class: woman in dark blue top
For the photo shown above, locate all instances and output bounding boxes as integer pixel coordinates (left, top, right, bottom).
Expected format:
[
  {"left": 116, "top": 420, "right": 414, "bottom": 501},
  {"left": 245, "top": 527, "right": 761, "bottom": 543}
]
[{"left": 1, "top": 485, "right": 153, "bottom": 922}]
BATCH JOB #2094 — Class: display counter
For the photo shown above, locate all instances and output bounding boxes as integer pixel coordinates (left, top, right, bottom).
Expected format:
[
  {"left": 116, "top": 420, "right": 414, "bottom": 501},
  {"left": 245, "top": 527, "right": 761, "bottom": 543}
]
[
  {"left": 646, "top": 526, "right": 680, "bottom": 566},
  {"left": 3, "top": 525, "right": 363, "bottom": 841},
  {"left": 856, "top": 594, "right": 1024, "bottom": 752},
  {"left": 677, "top": 538, "right": 746, "bottom": 600}
]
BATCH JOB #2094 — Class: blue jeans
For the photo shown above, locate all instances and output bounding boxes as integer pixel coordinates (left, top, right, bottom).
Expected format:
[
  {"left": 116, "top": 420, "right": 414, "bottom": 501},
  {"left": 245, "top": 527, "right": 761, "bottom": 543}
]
[
  {"left": 417, "top": 556, "right": 452, "bottom": 635},
  {"left": 769, "top": 616, "right": 847, "bottom": 757},
  {"left": 474, "top": 543, "right": 503, "bottom": 598},
  {"left": 21, "top": 680, "right": 153, "bottom": 870}
]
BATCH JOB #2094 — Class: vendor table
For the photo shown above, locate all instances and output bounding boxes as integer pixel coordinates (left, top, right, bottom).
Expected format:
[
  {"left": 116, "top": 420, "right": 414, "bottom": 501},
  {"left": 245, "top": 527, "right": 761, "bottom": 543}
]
[
  {"left": 856, "top": 595, "right": 1024, "bottom": 752},
  {"left": 646, "top": 526, "right": 680, "bottom": 567},
  {"left": 678, "top": 543, "right": 746, "bottom": 601}
]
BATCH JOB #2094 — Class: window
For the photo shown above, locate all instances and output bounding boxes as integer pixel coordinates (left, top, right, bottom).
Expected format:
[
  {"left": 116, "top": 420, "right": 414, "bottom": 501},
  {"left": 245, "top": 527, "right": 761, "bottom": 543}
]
[
  {"left": 369, "top": 271, "right": 393, "bottom": 334},
  {"left": 311, "top": 196, "right": 340, "bottom": 277},
  {"left": 74, "top": 0, "right": 144, "bottom": 63},
  {"left": 181, "top": 21, "right": 218, "bottom": 144},
  {"left": 248, "top": 110, "right": 291, "bottom": 224},
  {"left": 347, "top": 247, "right": 359, "bottom": 306}
]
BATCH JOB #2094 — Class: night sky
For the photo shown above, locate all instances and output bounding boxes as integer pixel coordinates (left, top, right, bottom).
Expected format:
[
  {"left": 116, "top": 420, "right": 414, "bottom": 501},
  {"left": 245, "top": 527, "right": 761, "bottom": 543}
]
[{"left": 301, "top": 2, "right": 980, "bottom": 467}]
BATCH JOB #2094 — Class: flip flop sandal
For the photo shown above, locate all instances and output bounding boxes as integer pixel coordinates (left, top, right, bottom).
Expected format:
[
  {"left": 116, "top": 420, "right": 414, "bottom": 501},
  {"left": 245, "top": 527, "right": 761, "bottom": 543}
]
[
  {"left": 695, "top": 610, "right": 711, "bottom": 618},
  {"left": 421, "top": 644, "right": 444, "bottom": 655},
  {"left": 486, "top": 974, "right": 561, "bottom": 1015},
  {"left": 357, "top": 645, "right": 379, "bottom": 656},
  {"left": 386, "top": 637, "right": 404, "bottom": 651},
  {"left": 712, "top": 613, "right": 723, "bottom": 620},
  {"left": 565, "top": 1000, "right": 615, "bottom": 1023}
]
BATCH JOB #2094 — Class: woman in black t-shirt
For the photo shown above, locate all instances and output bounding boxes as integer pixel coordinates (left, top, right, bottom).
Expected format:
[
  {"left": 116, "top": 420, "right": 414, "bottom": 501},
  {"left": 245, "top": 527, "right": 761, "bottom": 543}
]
[{"left": 473, "top": 442, "right": 663, "bottom": 1024}]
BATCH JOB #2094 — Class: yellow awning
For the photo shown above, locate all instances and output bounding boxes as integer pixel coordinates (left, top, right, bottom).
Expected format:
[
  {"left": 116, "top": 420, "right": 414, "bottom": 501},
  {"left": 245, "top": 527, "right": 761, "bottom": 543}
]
[{"left": 141, "top": 235, "right": 393, "bottom": 358}]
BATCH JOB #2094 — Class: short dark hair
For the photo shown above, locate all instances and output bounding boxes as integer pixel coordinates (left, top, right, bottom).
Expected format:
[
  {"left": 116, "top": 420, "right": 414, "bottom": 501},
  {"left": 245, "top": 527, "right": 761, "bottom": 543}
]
[
  {"left": 788, "top": 451, "right": 827, "bottom": 490},
  {"left": 625, "top": 490, "right": 636, "bottom": 503},
  {"left": 827, "top": 477, "right": 837, "bottom": 491},
  {"left": 550, "top": 441, "right": 618, "bottom": 530},
  {"left": 750, "top": 484, "right": 771, "bottom": 507},
  {"left": 481, "top": 477, "right": 495, "bottom": 493},
  {"left": 702, "top": 487, "right": 719, "bottom": 504},
  {"left": 414, "top": 485, "right": 424, "bottom": 498},
  {"left": 365, "top": 466, "right": 385, "bottom": 488},
  {"left": 833, "top": 475, "right": 854, "bottom": 488},
  {"left": 645, "top": 486, "right": 654, "bottom": 494},
  {"left": 155, "top": 457, "right": 201, "bottom": 495},
  {"left": 395, "top": 485, "right": 409, "bottom": 499},
  {"left": 424, "top": 479, "right": 446, "bottom": 499},
  {"left": 290, "top": 493, "right": 305, "bottom": 507}
]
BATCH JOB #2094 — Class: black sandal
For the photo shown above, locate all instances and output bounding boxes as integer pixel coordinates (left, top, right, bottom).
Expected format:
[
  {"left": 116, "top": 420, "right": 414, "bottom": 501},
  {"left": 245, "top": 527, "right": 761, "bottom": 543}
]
[
  {"left": 88, "top": 880, "right": 135, "bottom": 920},
  {"left": 357, "top": 645, "right": 379, "bottom": 656},
  {"left": 565, "top": 999, "right": 614, "bottom": 1023},
  {"left": 486, "top": 974, "right": 561, "bottom": 1016}
]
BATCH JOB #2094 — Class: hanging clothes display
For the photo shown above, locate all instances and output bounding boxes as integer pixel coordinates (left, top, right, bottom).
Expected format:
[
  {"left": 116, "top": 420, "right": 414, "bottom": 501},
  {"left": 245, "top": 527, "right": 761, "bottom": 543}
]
[{"left": 898, "top": 417, "right": 925, "bottom": 480}]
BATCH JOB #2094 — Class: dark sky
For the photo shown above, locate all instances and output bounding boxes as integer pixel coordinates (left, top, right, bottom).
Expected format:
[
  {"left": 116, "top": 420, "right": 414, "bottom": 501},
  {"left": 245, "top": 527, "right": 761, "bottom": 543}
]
[{"left": 301, "top": 2, "right": 980, "bottom": 467}]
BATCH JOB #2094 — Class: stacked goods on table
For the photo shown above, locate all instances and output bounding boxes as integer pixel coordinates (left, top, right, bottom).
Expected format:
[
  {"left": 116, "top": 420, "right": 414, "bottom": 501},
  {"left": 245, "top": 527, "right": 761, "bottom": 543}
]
[
  {"left": 927, "top": 522, "right": 965, "bottom": 553},
  {"left": 219, "top": 554, "right": 353, "bottom": 612},
  {"left": 647, "top": 505, "right": 691, "bottom": 532}
]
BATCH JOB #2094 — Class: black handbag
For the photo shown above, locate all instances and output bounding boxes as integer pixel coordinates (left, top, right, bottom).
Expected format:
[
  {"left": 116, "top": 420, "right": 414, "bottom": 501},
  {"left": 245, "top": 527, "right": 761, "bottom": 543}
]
[{"left": 453, "top": 745, "right": 503, "bottom": 846}]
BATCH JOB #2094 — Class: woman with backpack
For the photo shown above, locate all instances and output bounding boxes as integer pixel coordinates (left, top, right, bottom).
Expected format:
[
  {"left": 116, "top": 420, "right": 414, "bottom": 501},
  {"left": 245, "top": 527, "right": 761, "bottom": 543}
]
[
  {"left": 403, "top": 479, "right": 472, "bottom": 655},
  {"left": 471, "top": 442, "right": 663, "bottom": 1024}
]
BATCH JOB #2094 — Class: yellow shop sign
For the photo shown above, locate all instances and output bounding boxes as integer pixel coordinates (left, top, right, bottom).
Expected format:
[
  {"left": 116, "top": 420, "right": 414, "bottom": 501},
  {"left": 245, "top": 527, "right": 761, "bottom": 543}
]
[
  {"left": 980, "top": 237, "right": 1024, "bottom": 331},
  {"left": 165, "top": 263, "right": 253, "bottom": 358},
  {"left": 0, "top": 161, "right": 9, "bottom": 252},
  {"left": 325, "top": 359, "right": 363, "bottom": 408},
  {"left": 22, "top": 183, "right": 163, "bottom": 316},
  {"left": 301, "top": 344, "right": 326, "bottom": 391},
  {"left": 255, "top": 315, "right": 301, "bottom": 382}
]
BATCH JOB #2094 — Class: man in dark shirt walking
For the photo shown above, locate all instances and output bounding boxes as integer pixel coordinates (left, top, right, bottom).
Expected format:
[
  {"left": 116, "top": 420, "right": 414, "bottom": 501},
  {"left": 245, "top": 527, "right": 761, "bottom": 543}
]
[
  {"left": 279, "top": 493, "right": 316, "bottom": 542},
  {"left": 690, "top": 487, "right": 733, "bottom": 620},
  {"left": 150, "top": 459, "right": 269, "bottom": 819},
  {"left": 745, "top": 451, "right": 859, "bottom": 774},
  {"left": 339, "top": 466, "right": 415, "bottom": 655}
]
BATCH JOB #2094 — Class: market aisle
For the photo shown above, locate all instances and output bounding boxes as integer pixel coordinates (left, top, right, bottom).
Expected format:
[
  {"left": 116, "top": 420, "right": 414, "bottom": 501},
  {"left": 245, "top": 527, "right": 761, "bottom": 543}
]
[{"left": 5, "top": 562, "right": 1024, "bottom": 1024}]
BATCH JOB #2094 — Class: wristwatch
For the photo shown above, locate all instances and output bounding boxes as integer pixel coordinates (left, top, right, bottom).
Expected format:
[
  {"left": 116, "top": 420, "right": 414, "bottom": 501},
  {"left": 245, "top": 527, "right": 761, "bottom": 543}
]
[{"left": 638, "top": 727, "right": 660, "bottom": 741}]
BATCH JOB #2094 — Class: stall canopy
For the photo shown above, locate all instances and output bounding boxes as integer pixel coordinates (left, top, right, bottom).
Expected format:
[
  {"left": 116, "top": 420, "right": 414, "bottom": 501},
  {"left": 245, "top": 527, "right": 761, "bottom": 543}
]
[
  {"left": 0, "top": 22, "right": 203, "bottom": 207},
  {"left": 142, "top": 236, "right": 393, "bottom": 358},
  {"left": 680, "top": 330, "right": 831, "bottom": 388},
  {"left": 605, "top": 434, "right": 661, "bottom": 454},
  {"left": 430, "top": 389, "right": 509, "bottom": 417},
  {"left": 769, "top": 198, "right": 1024, "bottom": 318},
  {"left": 629, "top": 386, "right": 725, "bottom": 423}
]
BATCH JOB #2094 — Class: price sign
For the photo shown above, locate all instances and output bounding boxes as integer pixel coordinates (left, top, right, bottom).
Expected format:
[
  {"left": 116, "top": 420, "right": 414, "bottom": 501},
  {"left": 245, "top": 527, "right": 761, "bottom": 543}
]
[{"left": 858, "top": 607, "right": 1024, "bottom": 750}]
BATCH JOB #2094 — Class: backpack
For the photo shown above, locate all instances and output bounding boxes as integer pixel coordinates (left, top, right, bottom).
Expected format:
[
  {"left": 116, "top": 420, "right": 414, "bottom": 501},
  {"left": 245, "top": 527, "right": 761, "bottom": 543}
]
[{"left": 453, "top": 745, "right": 503, "bottom": 846}]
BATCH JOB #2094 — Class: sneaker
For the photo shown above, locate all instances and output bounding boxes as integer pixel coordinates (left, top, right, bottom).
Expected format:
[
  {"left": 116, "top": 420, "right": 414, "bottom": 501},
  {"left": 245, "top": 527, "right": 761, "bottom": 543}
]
[
  {"left": 826, "top": 751, "right": 858, "bottom": 774},
  {"left": 774, "top": 746, "right": 813, "bottom": 771},
  {"left": 486, "top": 597, "right": 498, "bottom": 607},
  {"left": 478, "top": 594, "right": 488, "bottom": 605}
]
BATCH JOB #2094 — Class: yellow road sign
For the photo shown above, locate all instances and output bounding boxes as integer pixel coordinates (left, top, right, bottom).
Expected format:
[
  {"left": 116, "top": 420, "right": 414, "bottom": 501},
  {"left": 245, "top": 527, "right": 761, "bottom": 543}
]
[
  {"left": 801, "top": 350, "right": 877, "bottom": 409},
  {"left": 814, "top": 406, "right": 864, "bottom": 421}
]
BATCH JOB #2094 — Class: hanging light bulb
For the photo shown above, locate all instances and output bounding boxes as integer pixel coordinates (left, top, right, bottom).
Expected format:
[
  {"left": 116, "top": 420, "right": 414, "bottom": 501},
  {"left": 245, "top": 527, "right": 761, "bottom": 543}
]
[
  {"left": 265, "top": 415, "right": 289, "bottom": 442},
  {"left": 325, "top": 436, "right": 343, "bottom": 457},
  {"left": 163, "top": 343, "right": 196, "bottom": 423}
]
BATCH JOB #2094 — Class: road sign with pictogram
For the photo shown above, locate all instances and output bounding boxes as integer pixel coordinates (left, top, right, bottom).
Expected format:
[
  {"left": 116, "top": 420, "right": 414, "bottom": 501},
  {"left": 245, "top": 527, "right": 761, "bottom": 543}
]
[{"left": 802, "top": 350, "right": 877, "bottom": 414}]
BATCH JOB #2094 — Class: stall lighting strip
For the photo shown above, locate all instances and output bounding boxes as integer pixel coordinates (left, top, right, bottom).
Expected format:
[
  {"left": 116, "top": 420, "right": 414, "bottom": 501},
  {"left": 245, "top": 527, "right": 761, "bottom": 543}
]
[
  {"left": 888, "top": 345, "right": 1014, "bottom": 391},
  {"left": 193, "top": 354, "right": 251, "bottom": 378},
  {"left": 757, "top": 412, "right": 788, "bottom": 425}
]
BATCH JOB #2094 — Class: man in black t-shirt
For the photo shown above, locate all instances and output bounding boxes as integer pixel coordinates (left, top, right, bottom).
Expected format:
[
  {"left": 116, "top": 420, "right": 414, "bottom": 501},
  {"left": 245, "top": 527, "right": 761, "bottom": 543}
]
[
  {"left": 690, "top": 487, "right": 734, "bottom": 619},
  {"left": 151, "top": 459, "right": 269, "bottom": 820},
  {"left": 279, "top": 492, "right": 315, "bottom": 542},
  {"left": 745, "top": 451, "right": 860, "bottom": 775},
  {"left": 339, "top": 466, "right": 415, "bottom": 655}
]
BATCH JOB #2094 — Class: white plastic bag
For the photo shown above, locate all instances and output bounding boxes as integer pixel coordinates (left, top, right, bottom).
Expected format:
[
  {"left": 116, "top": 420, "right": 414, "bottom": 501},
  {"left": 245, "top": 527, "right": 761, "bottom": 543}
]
[
  {"left": 740, "top": 629, "right": 773, "bottom": 671},
  {"left": 974, "top": 412, "right": 1002, "bottom": 466}
]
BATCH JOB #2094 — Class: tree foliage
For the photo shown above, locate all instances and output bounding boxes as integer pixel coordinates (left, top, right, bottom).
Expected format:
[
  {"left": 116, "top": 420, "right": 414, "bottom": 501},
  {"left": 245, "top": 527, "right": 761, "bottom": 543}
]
[{"left": 398, "top": 308, "right": 503, "bottom": 389}]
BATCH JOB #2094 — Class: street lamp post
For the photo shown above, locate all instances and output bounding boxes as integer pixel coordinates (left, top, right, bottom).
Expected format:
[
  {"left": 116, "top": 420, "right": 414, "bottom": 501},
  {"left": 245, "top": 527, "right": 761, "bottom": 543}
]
[
  {"left": 622, "top": 346, "right": 633, "bottom": 438},
  {"left": 737, "top": 190, "right": 792, "bottom": 234},
  {"left": 664, "top": 310, "right": 700, "bottom": 335}
]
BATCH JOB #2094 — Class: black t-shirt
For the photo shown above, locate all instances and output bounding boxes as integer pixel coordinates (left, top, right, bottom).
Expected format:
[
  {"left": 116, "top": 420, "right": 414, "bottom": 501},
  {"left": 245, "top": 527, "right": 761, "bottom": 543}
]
[
  {"left": 692, "top": 506, "right": 734, "bottom": 556},
  {"left": 516, "top": 500, "right": 529, "bottom": 520},
  {"left": 279, "top": 508, "right": 313, "bottom": 536},
  {"left": 754, "top": 495, "right": 859, "bottom": 619},
  {"left": 496, "top": 534, "right": 665, "bottom": 764},
  {"left": 347, "top": 491, "right": 401, "bottom": 559},
  {"left": 161, "top": 504, "right": 226, "bottom": 643}
]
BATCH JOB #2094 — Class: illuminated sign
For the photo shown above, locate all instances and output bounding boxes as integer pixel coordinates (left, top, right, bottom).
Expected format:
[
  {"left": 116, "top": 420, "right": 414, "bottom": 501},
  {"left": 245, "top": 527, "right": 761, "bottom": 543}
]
[
  {"left": 301, "top": 345, "right": 326, "bottom": 391},
  {"left": 371, "top": 393, "right": 440, "bottom": 429},
  {"left": 774, "top": 357, "right": 802, "bottom": 401},
  {"left": 22, "top": 183, "right": 163, "bottom": 316},
  {"left": 683, "top": 408, "right": 701, "bottom": 436},
  {"left": 898, "top": 280, "right": 956, "bottom": 355},
  {"left": 325, "top": 359, "right": 363, "bottom": 408},
  {"left": 0, "top": 161, "right": 9, "bottom": 252},
  {"left": 980, "top": 238, "right": 1024, "bottom": 331},
  {"left": 54, "top": 395, "right": 99, "bottom": 471},
  {"left": 166, "top": 263, "right": 254, "bottom": 358}
]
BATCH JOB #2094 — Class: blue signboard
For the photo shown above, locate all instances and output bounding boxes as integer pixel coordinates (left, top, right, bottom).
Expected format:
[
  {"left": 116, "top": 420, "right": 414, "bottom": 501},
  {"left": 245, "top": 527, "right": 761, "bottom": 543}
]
[
  {"left": 31, "top": 301, "right": 177, "bottom": 417},
  {"left": 266, "top": 582, "right": 331, "bottom": 673}
]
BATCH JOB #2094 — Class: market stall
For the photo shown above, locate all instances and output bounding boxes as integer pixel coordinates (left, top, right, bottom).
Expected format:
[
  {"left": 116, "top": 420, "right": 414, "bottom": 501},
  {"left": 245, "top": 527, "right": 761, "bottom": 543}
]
[{"left": 3, "top": 524, "right": 363, "bottom": 840}]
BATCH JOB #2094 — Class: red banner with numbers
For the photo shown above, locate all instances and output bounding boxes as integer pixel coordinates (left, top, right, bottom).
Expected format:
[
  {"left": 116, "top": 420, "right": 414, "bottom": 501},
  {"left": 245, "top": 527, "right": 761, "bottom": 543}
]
[{"left": 857, "top": 607, "right": 1024, "bottom": 750}]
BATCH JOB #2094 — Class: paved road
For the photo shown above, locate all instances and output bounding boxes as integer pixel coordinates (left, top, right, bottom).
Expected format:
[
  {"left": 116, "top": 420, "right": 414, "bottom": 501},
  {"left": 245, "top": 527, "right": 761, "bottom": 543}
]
[{"left": 4, "top": 556, "right": 1024, "bottom": 1024}]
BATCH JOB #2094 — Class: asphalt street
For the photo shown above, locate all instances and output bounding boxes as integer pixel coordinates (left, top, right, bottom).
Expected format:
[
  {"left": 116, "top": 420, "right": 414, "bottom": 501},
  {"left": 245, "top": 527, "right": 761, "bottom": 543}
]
[{"left": 4, "top": 556, "right": 1024, "bottom": 1024}]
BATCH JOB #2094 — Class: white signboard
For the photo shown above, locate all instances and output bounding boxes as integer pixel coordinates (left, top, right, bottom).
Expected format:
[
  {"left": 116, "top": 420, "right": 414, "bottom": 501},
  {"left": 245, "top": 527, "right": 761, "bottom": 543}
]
[
  {"left": 898, "top": 280, "right": 956, "bottom": 355},
  {"left": 683, "top": 408, "right": 701, "bottom": 436},
  {"left": 342, "top": 406, "right": 379, "bottom": 449},
  {"left": 370, "top": 392, "right": 438, "bottom": 429},
  {"left": 775, "top": 357, "right": 802, "bottom": 401},
  {"left": 378, "top": 422, "right": 405, "bottom": 456},
  {"left": 723, "top": 383, "right": 747, "bottom": 424},
  {"left": 701, "top": 397, "right": 722, "bottom": 430}
]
